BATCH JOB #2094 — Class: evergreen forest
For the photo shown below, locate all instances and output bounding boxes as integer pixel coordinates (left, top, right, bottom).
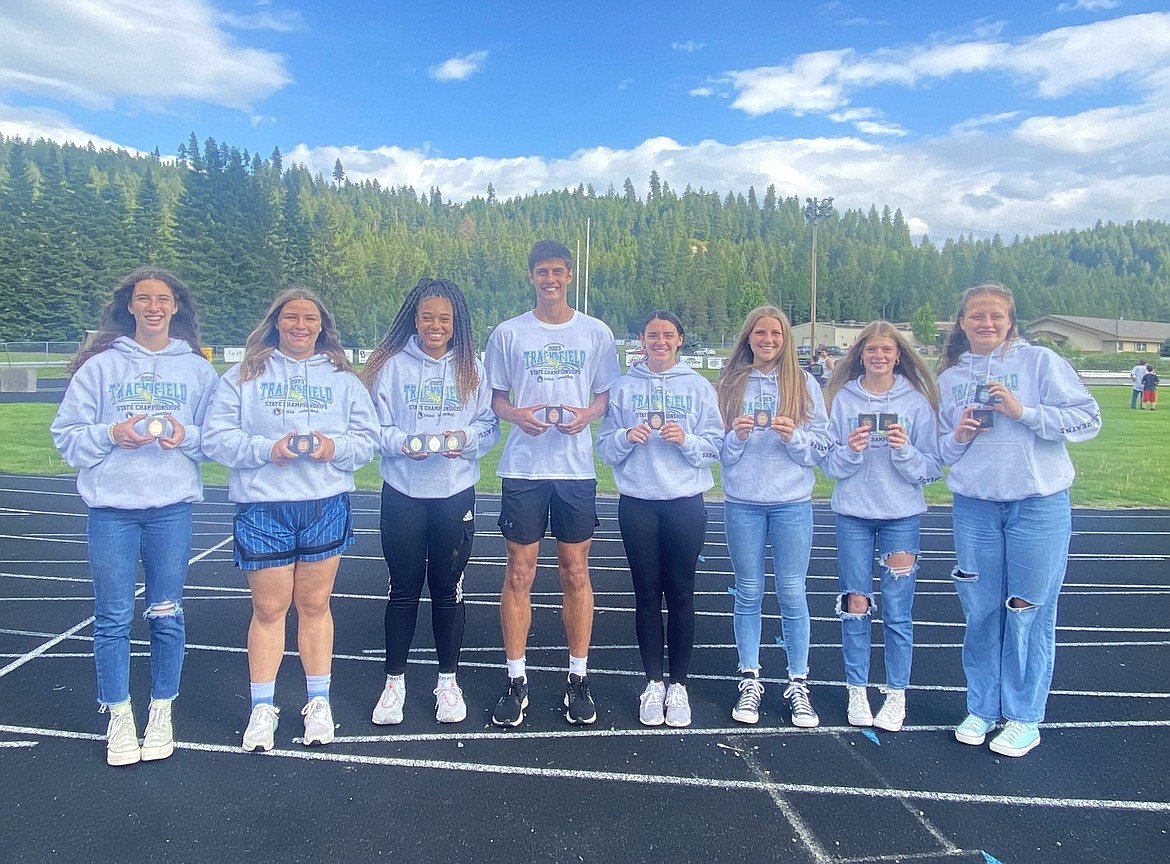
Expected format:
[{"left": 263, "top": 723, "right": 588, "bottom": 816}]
[{"left": 1, "top": 133, "right": 1168, "bottom": 347}]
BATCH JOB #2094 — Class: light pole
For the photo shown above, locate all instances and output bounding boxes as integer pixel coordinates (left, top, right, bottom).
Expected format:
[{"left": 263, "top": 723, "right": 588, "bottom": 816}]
[{"left": 803, "top": 196, "right": 834, "bottom": 352}]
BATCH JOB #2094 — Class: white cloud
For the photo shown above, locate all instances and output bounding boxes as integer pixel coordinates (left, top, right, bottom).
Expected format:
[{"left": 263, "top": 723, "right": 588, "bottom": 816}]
[
  {"left": 0, "top": 103, "right": 140, "bottom": 153},
  {"left": 854, "top": 120, "right": 908, "bottom": 137},
  {"left": 1057, "top": 1, "right": 1121, "bottom": 12},
  {"left": 671, "top": 40, "right": 708, "bottom": 52},
  {"left": 689, "top": 86, "right": 716, "bottom": 97},
  {"left": 428, "top": 51, "right": 489, "bottom": 83},
  {"left": 0, "top": 0, "right": 291, "bottom": 111},
  {"left": 219, "top": 6, "right": 306, "bottom": 32},
  {"left": 718, "top": 12, "right": 1170, "bottom": 114},
  {"left": 285, "top": 124, "right": 1170, "bottom": 241}
]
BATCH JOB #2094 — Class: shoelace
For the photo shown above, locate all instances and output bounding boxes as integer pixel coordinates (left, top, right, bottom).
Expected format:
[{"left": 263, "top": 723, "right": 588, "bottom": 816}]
[
  {"left": 665, "top": 687, "right": 687, "bottom": 708},
  {"left": 737, "top": 678, "right": 763, "bottom": 709},
  {"left": 641, "top": 686, "right": 665, "bottom": 709},
  {"left": 784, "top": 681, "right": 813, "bottom": 714},
  {"left": 108, "top": 710, "right": 137, "bottom": 749},
  {"left": 302, "top": 698, "right": 329, "bottom": 722},
  {"left": 434, "top": 684, "right": 462, "bottom": 705},
  {"left": 144, "top": 705, "right": 170, "bottom": 738}
]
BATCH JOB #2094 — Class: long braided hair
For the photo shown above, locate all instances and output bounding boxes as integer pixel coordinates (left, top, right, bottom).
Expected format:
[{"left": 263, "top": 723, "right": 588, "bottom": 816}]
[
  {"left": 361, "top": 277, "right": 480, "bottom": 403},
  {"left": 69, "top": 268, "right": 202, "bottom": 374},
  {"left": 238, "top": 287, "right": 353, "bottom": 383}
]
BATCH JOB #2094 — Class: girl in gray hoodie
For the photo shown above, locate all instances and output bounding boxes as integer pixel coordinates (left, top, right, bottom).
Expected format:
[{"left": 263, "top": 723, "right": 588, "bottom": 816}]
[
  {"left": 51, "top": 268, "right": 218, "bottom": 767},
  {"left": 821, "top": 322, "right": 941, "bottom": 732},
  {"left": 362, "top": 278, "right": 499, "bottom": 727}
]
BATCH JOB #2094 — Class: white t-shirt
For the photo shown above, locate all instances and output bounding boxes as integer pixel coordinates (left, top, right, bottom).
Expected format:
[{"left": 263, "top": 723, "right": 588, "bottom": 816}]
[
  {"left": 1132, "top": 364, "right": 1148, "bottom": 390},
  {"left": 486, "top": 310, "right": 620, "bottom": 479}
]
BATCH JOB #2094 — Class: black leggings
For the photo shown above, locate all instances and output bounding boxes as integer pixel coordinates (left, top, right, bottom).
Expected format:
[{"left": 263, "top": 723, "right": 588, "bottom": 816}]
[
  {"left": 380, "top": 483, "right": 475, "bottom": 676},
  {"left": 617, "top": 493, "right": 707, "bottom": 683}
]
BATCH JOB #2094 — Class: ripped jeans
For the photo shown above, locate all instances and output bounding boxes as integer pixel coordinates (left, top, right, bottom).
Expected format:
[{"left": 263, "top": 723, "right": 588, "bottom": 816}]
[
  {"left": 835, "top": 514, "right": 920, "bottom": 689},
  {"left": 88, "top": 503, "right": 192, "bottom": 706},
  {"left": 951, "top": 491, "right": 1071, "bottom": 724}
]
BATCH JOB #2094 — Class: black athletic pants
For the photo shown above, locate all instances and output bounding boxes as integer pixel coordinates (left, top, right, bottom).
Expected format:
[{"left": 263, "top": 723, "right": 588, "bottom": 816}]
[
  {"left": 617, "top": 493, "right": 707, "bottom": 683},
  {"left": 380, "top": 483, "right": 475, "bottom": 676}
]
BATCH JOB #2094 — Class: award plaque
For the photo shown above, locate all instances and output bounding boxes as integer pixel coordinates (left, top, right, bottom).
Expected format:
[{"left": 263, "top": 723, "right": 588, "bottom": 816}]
[
  {"left": 407, "top": 434, "right": 427, "bottom": 454},
  {"left": 974, "top": 383, "right": 1003, "bottom": 405},
  {"left": 289, "top": 433, "right": 317, "bottom": 456},
  {"left": 971, "top": 409, "right": 995, "bottom": 428},
  {"left": 443, "top": 432, "right": 466, "bottom": 453},
  {"left": 146, "top": 415, "right": 168, "bottom": 438},
  {"left": 878, "top": 413, "right": 899, "bottom": 432},
  {"left": 648, "top": 410, "right": 665, "bottom": 430},
  {"left": 544, "top": 405, "right": 564, "bottom": 424},
  {"left": 753, "top": 409, "right": 772, "bottom": 429},
  {"left": 856, "top": 413, "right": 877, "bottom": 431}
]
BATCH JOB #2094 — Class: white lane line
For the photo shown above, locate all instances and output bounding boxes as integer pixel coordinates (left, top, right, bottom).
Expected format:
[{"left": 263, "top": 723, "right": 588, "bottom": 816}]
[
  {"left": 0, "top": 740, "right": 38, "bottom": 749},
  {"left": 2, "top": 721, "right": 1165, "bottom": 813},
  {"left": 737, "top": 736, "right": 834, "bottom": 864},
  {"left": 0, "top": 537, "right": 232, "bottom": 681}
]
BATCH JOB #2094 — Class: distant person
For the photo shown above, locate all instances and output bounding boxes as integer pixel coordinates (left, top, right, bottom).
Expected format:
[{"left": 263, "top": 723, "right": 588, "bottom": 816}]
[
  {"left": 362, "top": 278, "right": 499, "bottom": 725},
  {"left": 203, "top": 287, "right": 378, "bottom": 752},
  {"left": 717, "top": 307, "right": 831, "bottom": 728},
  {"left": 937, "top": 283, "right": 1100, "bottom": 757},
  {"left": 485, "top": 240, "right": 621, "bottom": 727},
  {"left": 597, "top": 310, "right": 723, "bottom": 727},
  {"left": 821, "top": 322, "right": 941, "bottom": 731},
  {"left": 51, "top": 268, "right": 218, "bottom": 766},
  {"left": 1130, "top": 360, "right": 1148, "bottom": 409},
  {"left": 1141, "top": 364, "right": 1158, "bottom": 410}
]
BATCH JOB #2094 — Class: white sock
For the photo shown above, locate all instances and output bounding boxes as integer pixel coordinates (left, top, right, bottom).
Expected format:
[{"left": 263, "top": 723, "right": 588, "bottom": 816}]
[
  {"left": 506, "top": 657, "right": 526, "bottom": 681},
  {"left": 437, "top": 672, "right": 457, "bottom": 688},
  {"left": 569, "top": 654, "right": 588, "bottom": 678}
]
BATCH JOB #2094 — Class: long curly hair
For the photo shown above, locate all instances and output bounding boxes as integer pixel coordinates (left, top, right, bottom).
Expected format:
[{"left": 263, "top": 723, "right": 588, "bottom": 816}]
[
  {"left": 69, "top": 268, "right": 202, "bottom": 373},
  {"left": 361, "top": 277, "right": 480, "bottom": 403},
  {"left": 938, "top": 283, "right": 1019, "bottom": 374},
  {"left": 716, "top": 305, "right": 812, "bottom": 428},
  {"left": 824, "top": 320, "right": 939, "bottom": 411},
  {"left": 238, "top": 287, "right": 352, "bottom": 383}
]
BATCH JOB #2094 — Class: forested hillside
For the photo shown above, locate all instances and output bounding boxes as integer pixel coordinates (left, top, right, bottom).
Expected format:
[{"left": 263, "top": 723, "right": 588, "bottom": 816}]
[{"left": 1, "top": 134, "right": 1167, "bottom": 346}]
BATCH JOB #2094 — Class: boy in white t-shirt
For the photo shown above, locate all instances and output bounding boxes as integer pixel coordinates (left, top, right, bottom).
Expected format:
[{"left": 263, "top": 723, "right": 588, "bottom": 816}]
[{"left": 485, "top": 240, "right": 621, "bottom": 727}]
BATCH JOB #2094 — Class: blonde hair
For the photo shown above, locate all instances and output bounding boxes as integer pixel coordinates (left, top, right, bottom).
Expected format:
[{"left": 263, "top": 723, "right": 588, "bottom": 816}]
[
  {"left": 239, "top": 287, "right": 352, "bottom": 383},
  {"left": 824, "top": 321, "right": 939, "bottom": 411},
  {"left": 716, "top": 306, "right": 812, "bottom": 427}
]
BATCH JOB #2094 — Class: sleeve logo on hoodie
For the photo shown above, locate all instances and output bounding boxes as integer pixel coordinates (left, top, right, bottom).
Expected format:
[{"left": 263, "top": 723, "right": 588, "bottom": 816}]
[
  {"left": 403, "top": 378, "right": 462, "bottom": 418},
  {"left": 522, "top": 342, "right": 586, "bottom": 382},
  {"left": 108, "top": 373, "right": 188, "bottom": 413},
  {"left": 259, "top": 377, "right": 334, "bottom": 413}
]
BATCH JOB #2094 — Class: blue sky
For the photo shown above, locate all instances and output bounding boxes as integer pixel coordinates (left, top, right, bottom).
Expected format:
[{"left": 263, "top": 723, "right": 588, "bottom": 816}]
[{"left": 2, "top": 0, "right": 1169, "bottom": 239}]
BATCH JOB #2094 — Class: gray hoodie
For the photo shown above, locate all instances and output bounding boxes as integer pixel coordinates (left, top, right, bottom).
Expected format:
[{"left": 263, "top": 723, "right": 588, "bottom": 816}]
[
  {"left": 937, "top": 339, "right": 1101, "bottom": 501},
  {"left": 720, "top": 369, "right": 831, "bottom": 505},
  {"left": 202, "top": 350, "right": 378, "bottom": 503},
  {"left": 51, "top": 336, "right": 219, "bottom": 509},
  {"left": 597, "top": 360, "right": 722, "bottom": 500},
  {"left": 820, "top": 376, "right": 941, "bottom": 519},
  {"left": 371, "top": 336, "right": 500, "bottom": 499}
]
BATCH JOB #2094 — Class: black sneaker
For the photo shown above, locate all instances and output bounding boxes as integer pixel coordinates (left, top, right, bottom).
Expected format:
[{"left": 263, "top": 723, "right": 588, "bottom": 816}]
[
  {"left": 491, "top": 677, "right": 529, "bottom": 727},
  {"left": 564, "top": 673, "right": 597, "bottom": 725}
]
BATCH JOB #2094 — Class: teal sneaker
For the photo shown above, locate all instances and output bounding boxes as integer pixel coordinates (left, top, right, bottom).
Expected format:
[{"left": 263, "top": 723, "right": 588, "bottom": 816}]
[
  {"left": 954, "top": 713, "right": 997, "bottom": 746},
  {"left": 989, "top": 721, "right": 1041, "bottom": 757}
]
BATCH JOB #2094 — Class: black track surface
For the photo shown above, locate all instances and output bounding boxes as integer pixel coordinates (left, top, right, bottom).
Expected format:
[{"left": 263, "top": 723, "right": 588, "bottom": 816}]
[{"left": 1, "top": 474, "right": 1167, "bottom": 863}]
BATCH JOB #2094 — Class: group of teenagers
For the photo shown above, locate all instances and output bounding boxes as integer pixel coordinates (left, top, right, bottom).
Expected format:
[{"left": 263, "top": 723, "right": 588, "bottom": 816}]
[{"left": 51, "top": 239, "right": 1102, "bottom": 768}]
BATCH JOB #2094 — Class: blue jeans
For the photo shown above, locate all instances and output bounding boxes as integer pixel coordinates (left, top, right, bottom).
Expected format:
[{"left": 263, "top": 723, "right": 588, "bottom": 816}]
[
  {"left": 724, "top": 500, "right": 812, "bottom": 678},
  {"left": 1131, "top": 388, "right": 1141, "bottom": 409},
  {"left": 835, "top": 514, "right": 920, "bottom": 689},
  {"left": 88, "top": 503, "right": 192, "bottom": 706},
  {"left": 951, "top": 491, "right": 1071, "bottom": 724}
]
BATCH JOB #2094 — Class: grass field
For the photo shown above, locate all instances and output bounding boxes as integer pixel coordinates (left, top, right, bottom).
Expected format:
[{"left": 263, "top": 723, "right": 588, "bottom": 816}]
[{"left": 4, "top": 385, "right": 1164, "bottom": 507}]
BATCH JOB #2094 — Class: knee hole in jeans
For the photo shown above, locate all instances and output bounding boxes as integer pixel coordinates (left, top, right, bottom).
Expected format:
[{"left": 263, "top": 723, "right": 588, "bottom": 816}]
[
  {"left": 144, "top": 600, "right": 181, "bottom": 619},
  {"left": 836, "top": 592, "right": 872, "bottom": 619},
  {"left": 883, "top": 551, "right": 916, "bottom": 578},
  {"left": 1007, "top": 596, "right": 1036, "bottom": 610},
  {"left": 951, "top": 566, "right": 977, "bottom": 582}
]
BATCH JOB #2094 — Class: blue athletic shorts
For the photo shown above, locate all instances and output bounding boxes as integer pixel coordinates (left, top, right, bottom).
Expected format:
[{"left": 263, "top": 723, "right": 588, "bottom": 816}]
[{"left": 233, "top": 492, "right": 353, "bottom": 571}]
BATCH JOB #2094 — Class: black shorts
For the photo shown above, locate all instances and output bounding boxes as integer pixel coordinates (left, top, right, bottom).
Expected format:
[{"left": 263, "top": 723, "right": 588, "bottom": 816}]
[{"left": 498, "top": 479, "right": 598, "bottom": 544}]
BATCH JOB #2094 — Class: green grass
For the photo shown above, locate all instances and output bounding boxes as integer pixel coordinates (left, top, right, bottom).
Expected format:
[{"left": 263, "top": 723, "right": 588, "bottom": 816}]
[{"left": 6, "top": 386, "right": 1166, "bottom": 508}]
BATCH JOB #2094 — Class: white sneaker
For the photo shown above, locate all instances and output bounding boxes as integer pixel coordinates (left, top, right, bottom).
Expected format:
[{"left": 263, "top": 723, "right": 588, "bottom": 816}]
[
  {"left": 639, "top": 681, "right": 666, "bottom": 726},
  {"left": 434, "top": 678, "right": 467, "bottom": 723},
  {"left": 847, "top": 685, "right": 873, "bottom": 727},
  {"left": 301, "top": 696, "right": 334, "bottom": 746},
  {"left": 105, "top": 702, "right": 140, "bottom": 767},
  {"left": 664, "top": 683, "right": 691, "bottom": 728},
  {"left": 140, "top": 698, "right": 174, "bottom": 761},
  {"left": 242, "top": 703, "right": 280, "bottom": 752},
  {"left": 372, "top": 675, "right": 406, "bottom": 725},
  {"left": 873, "top": 688, "right": 906, "bottom": 732}
]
